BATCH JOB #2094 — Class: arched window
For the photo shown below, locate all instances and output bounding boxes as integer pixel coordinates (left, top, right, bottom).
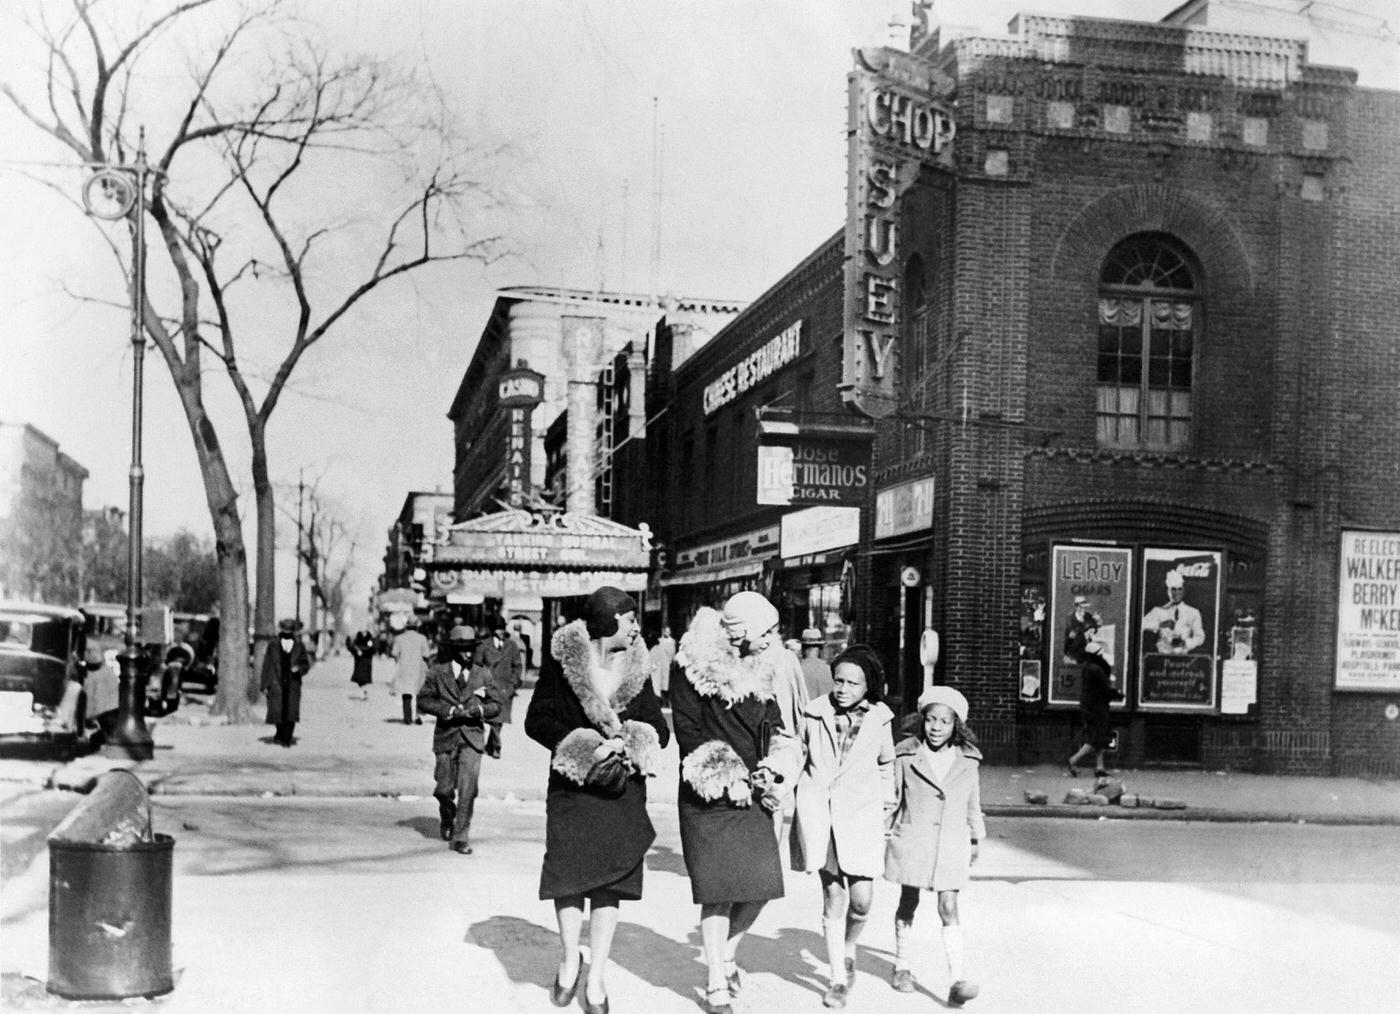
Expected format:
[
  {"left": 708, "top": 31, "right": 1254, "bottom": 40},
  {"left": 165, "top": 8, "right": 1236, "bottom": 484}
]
[{"left": 1096, "top": 233, "right": 1199, "bottom": 449}]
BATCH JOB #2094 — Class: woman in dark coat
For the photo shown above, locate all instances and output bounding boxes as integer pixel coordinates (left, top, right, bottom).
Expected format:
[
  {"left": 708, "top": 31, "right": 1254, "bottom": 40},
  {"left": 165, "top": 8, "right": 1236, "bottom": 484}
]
[
  {"left": 261, "top": 618, "right": 310, "bottom": 747},
  {"left": 524, "top": 587, "right": 668, "bottom": 1014},
  {"left": 672, "top": 592, "right": 801, "bottom": 1014},
  {"left": 347, "top": 629, "right": 375, "bottom": 700},
  {"left": 1068, "top": 636, "right": 1120, "bottom": 777}
]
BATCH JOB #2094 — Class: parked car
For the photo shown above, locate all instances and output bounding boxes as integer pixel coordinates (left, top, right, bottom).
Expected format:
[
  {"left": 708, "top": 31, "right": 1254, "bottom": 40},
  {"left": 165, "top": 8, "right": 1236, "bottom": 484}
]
[
  {"left": 169, "top": 612, "right": 218, "bottom": 692},
  {"left": 81, "top": 602, "right": 182, "bottom": 722},
  {"left": 0, "top": 601, "right": 98, "bottom": 746}
]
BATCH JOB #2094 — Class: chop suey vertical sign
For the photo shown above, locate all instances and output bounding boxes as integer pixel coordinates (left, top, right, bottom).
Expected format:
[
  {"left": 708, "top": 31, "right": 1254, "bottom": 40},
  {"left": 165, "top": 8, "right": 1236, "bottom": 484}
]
[{"left": 842, "top": 47, "right": 954, "bottom": 418}]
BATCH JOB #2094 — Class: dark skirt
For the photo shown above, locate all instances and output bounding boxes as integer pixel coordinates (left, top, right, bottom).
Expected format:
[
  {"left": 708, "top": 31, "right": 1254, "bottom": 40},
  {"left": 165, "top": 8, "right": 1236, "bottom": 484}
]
[
  {"left": 1081, "top": 707, "right": 1113, "bottom": 750},
  {"left": 678, "top": 791, "right": 784, "bottom": 905},
  {"left": 351, "top": 657, "right": 373, "bottom": 687},
  {"left": 539, "top": 775, "right": 654, "bottom": 901}
]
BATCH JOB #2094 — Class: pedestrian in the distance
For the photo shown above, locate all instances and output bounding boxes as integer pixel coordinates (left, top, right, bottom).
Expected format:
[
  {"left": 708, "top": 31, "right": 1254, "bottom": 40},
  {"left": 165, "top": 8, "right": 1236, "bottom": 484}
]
[
  {"left": 390, "top": 619, "right": 432, "bottom": 725},
  {"left": 672, "top": 591, "right": 802, "bottom": 1014},
  {"left": 790, "top": 646, "right": 895, "bottom": 1009},
  {"left": 262, "top": 618, "right": 310, "bottom": 748},
  {"left": 347, "top": 629, "right": 375, "bottom": 701},
  {"left": 885, "top": 685, "right": 986, "bottom": 1006},
  {"left": 415, "top": 625, "right": 503, "bottom": 854},
  {"left": 799, "top": 627, "right": 834, "bottom": 699},
  {"left": 1067, "top": 634, "right": 1122, "bottom": 777},
  {"left": 474, "top": 617, "right": 524, "bottom": 759},
  {"left": 524, "top": 586, "right": 669, "bottom": 1014},
  {"left": 648, "top": 623, "right": 676, "bottom": 706}
]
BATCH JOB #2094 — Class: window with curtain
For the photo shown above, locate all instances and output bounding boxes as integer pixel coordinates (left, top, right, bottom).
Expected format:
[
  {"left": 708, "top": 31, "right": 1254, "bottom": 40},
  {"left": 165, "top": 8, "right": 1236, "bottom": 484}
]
[{"left": 1096, "top": 234, "right": 1199, "bottom": 450}]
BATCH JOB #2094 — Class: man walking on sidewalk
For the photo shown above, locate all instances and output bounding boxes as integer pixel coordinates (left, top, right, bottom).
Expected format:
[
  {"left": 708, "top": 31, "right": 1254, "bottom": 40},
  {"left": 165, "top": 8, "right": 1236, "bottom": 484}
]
[
  {"left": 474, "top": 616, "right": 523, "bottom": 760},
  {"left": 262, "top": 618, "right": 310, "bottom": 748},
  {"left": 417, "top": 625, "right": 504, "bottom": 854}
]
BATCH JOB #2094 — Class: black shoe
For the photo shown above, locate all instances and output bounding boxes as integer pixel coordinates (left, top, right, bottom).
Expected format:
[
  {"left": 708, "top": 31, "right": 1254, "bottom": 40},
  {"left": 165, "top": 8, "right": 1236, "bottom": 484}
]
[
  {"left": 414, "top": 717, "right": 423, "bottom": 725},
  {"left": 550, "top": 963, "right": 580, "bottom": 1007},
  {"left": 949, "top": 979, "right": 979, "bottom": 1005},
  {"left": 702, "top": 987, "right": 733, "bottom": 1014},
  {"left": 439, "top": 821, "right": 452, "bottom": 841},
  {"left": 1066, "top": 759, "right": 1079, "bottom": 777},
  {"left": 449, "top": 840, "right": 472, "bottom": 855},
  {"left": 822, "top": 982, "right": 849, "bottom": 1008}
]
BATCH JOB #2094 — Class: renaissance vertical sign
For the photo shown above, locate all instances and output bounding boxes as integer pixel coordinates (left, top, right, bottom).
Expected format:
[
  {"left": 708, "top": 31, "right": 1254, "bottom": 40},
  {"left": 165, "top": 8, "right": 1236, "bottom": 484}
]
[
  {"left": 498, "top": 363, "right": 545, "bottom": 508},
  {"left": 841, "top": 47, "right": 954, "bottom": 418},
  {"left": 1336, "top": 530, "right": 1400, "bottom": 692}
]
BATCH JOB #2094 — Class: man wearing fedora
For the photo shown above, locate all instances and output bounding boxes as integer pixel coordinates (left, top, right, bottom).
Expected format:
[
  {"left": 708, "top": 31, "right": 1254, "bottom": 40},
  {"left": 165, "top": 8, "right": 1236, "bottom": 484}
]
[
  {"left": 261, "top": 618, "right": 311, "bottom": 747},
  {"left": 798, "top": 627, "right": 834, "bottom": 700},
  {"left": 416, "top": 624, "right": 506, "bottom": 854}
]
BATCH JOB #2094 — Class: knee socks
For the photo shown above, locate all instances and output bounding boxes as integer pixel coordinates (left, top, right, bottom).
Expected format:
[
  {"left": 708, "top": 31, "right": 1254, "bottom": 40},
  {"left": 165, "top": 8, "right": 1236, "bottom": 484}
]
[
  {"left": 942, "top": 926, "right": 964, "bottom": 982},
  {"left": 893, "top": 919, "right": 914, "bottom": 972}
]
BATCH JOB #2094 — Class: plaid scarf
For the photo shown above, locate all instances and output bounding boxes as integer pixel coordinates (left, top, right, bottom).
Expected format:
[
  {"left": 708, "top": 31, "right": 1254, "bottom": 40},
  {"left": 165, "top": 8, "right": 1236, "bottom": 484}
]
[{"left": 832, "top": 699, "right": 871, "bottom": 766}]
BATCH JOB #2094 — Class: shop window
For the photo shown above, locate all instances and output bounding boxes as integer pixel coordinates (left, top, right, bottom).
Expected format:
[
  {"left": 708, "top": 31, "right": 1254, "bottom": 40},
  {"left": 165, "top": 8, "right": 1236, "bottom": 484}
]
[{"left": 1095, "top": 233, "right": 1199, "bottom": 451}]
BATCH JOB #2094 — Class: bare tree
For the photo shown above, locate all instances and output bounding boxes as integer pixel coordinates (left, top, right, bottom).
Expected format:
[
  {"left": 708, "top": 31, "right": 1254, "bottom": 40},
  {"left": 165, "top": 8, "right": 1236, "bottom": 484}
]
[
  {"left": 4, "top": 0, "right": 505, "bottom": 719},
  {"left": 277, "top": 477, "right": 358, "bottom": 659}
]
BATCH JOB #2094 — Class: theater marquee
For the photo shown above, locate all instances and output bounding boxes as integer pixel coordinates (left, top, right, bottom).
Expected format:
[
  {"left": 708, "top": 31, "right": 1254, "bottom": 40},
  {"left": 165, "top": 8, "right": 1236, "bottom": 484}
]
[{"left": 841, "top": 46, "right": 954, "bottom": 418}]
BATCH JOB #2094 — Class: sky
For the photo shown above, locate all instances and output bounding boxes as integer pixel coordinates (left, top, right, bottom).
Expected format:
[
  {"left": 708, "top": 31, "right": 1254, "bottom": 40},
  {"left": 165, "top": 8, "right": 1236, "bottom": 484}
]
[{"left": 0, "top": 0, "right": 1395, "bottom": 622}]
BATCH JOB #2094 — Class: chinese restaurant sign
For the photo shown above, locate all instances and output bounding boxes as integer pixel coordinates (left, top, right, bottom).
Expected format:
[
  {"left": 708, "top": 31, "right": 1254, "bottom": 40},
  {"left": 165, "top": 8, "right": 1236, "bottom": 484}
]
[
  {"left": 1138, "top": 548, "right": 1221, "bottom": 711},
  {"left": 1335, "top": 530, "right": 1400, "bottom": 692},
  {"left": 841, "top": 47, "right": 954, "bottom": 418},
  {"left": 703, "top": 320, "right": 804, "bottom": 416},
  {"left": 1048, "top": 546, "right": 1132, "bottom": 707}
]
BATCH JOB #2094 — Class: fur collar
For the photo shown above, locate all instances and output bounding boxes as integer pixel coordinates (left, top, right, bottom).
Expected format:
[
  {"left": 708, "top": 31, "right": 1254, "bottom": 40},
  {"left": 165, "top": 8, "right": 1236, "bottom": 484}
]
[
  {"left": 676, "top": 607, "right": 776, "bottom": 706},
  {"left": 551, "top": 619, "right": 652, "bottom": 734}
]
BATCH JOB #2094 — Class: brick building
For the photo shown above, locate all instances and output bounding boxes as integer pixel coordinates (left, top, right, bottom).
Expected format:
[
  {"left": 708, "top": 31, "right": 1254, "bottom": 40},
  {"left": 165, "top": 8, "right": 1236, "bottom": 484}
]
[
  {"left": 621, "top": 7, "right": 1400, "bottom": 775},
  {"left": 0, "top": 421, "right": 89, "bottom": 603}
]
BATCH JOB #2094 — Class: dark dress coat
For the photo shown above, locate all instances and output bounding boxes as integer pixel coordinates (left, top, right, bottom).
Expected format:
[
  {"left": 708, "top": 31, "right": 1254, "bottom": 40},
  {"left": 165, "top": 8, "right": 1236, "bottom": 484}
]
[
  {"left": 347, "top": 632, "right": 375, "bottom": 687},
  {"left": 261, "top": 638, "right": 310, "bottom": 724},
  {"left": 473, "top": 635, "right": 524, "bottom": 723},
  {"left": 1078, "top": 652, "right": 1116, "bottom": 750},
  {"left": 671, "top": 609, "right": 801, "bottom": 905},
  {"left": 525, "top": 621, "right": 669, "bottom": 901},
  {"left": 416, "top": 660, "right": 505, "bottom": 755}
]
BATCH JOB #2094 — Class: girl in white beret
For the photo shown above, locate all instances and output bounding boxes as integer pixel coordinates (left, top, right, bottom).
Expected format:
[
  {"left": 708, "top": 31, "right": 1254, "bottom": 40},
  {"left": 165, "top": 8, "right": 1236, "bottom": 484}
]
[{"left": 883, "top": 685, "right": 986, "bottom": 1007}]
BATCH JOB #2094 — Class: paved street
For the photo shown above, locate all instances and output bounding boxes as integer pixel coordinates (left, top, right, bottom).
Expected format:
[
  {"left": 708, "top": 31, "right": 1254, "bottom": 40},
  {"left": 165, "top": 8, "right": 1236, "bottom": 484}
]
[
  {"left": 3, "top": 656, "right": 1399, "bottom": 1012},
  {"left": 4, "top": 795, "right": 1400, "bottom": 1012}
]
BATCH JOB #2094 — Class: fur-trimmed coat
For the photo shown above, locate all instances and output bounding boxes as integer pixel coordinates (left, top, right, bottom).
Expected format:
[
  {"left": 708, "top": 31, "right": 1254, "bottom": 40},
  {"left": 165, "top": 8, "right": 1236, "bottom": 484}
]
[
  {"left": 524, "top": 619, "right": 669, "bottom": 900},
  {"left": 670, "top": 607, "right": 801, "bottom": 904}
]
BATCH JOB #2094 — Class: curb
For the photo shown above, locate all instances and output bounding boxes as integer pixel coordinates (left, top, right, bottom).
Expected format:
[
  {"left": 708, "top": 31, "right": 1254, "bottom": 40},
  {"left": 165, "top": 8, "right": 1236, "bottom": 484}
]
[{"left": 983, "top": 803, "right": 1400, "bottom": 826}]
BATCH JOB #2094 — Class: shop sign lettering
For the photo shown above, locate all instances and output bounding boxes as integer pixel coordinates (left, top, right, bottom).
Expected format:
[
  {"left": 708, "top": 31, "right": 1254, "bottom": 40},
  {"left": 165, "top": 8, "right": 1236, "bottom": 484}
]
[
  {"left": 842, "top": 48, "right": 954, "bottom": 418},
  {"left": 674, "top": 526, "right": 780, "bottom": 573},
  {"left": 437, "top": 529, "right": 650, "bottom": 570},
  {"left": 756, "top": 434, "right": 871, "bottom": 507},
  {"left": 873, "top": 476, "right": 935, "bottom": 540},
  {"left": 703, "top": 321, "right": 804, "bottom": 415}
]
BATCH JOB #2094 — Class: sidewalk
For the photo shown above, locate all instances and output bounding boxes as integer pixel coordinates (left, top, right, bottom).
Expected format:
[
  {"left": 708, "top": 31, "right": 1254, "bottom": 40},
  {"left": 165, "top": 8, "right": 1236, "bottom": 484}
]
[{"left": 19, "top": 654, "right": 1400, "bottom": 825}]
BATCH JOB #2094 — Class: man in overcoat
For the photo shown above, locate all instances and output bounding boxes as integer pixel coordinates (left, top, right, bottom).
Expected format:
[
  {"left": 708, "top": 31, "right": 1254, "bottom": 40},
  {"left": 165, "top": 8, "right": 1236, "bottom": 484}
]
[
  {"left": 417, "top": 624, "right": 506, "bottom": 854},
  {"left": 261, "top": 618, "right": 311, "bottom": 747},
  {"left": 474, "top": 617, "right": 523, "bottom": 759}
]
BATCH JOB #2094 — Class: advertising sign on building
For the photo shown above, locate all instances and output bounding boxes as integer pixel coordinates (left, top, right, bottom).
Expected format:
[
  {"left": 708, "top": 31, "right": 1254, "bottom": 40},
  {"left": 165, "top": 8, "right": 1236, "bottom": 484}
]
[
  {"left": 436, "top": 526, "right": 650, "bottom": 570},
  {"left": 755, "top": 424, "right": 872, "bottom": 507},
  {"left": 841, "top": 47, "right": 954, "bottom": 418},
  {"left": 498, "top": 364, "right": 545, "bottom": 508},
  {"left": 703, "top": 320, "right": 804, "bottom": 415},
  {"left": 1335, "top": 530, "right": 1400, "bottom": 692},
  {"left": 780, "top": 506, "right": 861, "bottom": 560},
  {"left": 1048, "top": 545, "right": 1133, "bottom": 707},
  {"left": 1138, "top": 548, "right": 1222, "bottom": 711},
  {"left": 874, "top": 476, "right": 935, "bottom": 540}
]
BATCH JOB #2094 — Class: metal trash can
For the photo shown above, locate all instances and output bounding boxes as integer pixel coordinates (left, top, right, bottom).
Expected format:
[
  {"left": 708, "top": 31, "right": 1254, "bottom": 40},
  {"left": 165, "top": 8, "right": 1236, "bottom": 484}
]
[{"left": 47, "top": 769, "right": 174, "bottom": 1000}]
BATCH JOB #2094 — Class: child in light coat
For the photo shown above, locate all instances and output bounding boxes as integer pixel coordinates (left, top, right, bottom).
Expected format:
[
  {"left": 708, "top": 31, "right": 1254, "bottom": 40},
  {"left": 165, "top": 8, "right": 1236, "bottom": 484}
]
[
  {"left": 884, "top": 685, "right": 986, "bottom": 1007},
  {"left": 789, "top": 647, "right": 895, "bottom": 1009}
]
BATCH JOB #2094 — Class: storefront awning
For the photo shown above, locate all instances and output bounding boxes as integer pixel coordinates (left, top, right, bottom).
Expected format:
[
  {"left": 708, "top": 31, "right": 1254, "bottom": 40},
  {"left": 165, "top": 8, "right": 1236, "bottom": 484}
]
[{"left": 659, "top": 558, "right": 768, "bottom": 587}]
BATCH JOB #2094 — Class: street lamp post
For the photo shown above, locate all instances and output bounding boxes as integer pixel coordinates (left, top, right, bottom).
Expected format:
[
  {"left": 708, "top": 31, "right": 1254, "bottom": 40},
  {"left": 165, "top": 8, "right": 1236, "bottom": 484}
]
[{"left": 85, "top": 132, "right": 158, "bottom": 760}]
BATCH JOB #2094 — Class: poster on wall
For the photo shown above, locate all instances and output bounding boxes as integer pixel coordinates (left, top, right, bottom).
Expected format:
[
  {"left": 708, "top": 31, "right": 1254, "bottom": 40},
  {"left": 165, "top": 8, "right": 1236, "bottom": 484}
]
[
  {"left": 1138, "top": 548, "right": 1221, "bottom": 711},
  {"left": 1335, "top": 530, "right": 1400, "bottom": 692},
  {"left": 1048, "top": 546, "right": 1133, "bottom": 707}
]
